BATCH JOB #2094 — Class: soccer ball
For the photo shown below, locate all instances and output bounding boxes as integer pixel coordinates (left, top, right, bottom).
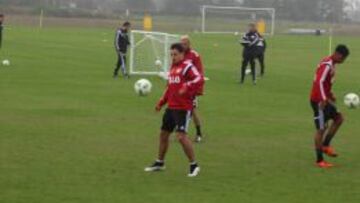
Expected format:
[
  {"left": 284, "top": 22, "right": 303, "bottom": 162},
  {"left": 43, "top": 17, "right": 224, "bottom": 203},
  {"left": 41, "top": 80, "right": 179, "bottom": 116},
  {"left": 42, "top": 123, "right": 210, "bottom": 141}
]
[
  {"left": 344, "top": 93, "right": 360, "bottom": 108},
  {"left": 2, "top": 59, "right": 10, "bottom": 66},
  {"left": 234, "top": 32, "right": 239, "bottom": 36},
  {"left": 155, "top": 59, "right": 162, "bottom": 67},
  {"left": 134, "top": 79, "right": 152, "bottom": 96}
]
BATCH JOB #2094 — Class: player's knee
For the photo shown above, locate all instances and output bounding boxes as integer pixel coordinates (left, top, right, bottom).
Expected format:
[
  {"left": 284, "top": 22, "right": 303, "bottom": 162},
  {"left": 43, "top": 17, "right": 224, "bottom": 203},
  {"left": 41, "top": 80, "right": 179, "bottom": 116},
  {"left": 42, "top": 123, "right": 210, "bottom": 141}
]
[
  {"left": 176, "top": 132, "right": 187, "bottom": 142},
  {"left": 335, "top": 114, "right": 344, "bottom": 125}
]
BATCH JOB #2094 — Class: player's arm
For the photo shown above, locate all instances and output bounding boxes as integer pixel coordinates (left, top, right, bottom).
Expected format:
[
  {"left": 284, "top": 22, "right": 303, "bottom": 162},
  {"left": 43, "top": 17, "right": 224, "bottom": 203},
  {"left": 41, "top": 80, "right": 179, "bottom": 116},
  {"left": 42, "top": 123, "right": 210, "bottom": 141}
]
[
  {"left": 240, "top": 33, "right": 250, "bottom": 47},
  {"left": 194, "top": 54, "right": 204, "bottom": 76},
  {"left": 180, "top": 65, "right": 203, "bottom": 95},
  {"left": 314, "top": 64, "right": 331, "bottom": 108},
  {"left": 249, "top": 33, "right": 260, "bottom": 47},
  {"left": 115, "top": 30, "right": 121, "bottom": 52},
  {"left": 156, "top": 86, "right": 170, "bottom": 111}
]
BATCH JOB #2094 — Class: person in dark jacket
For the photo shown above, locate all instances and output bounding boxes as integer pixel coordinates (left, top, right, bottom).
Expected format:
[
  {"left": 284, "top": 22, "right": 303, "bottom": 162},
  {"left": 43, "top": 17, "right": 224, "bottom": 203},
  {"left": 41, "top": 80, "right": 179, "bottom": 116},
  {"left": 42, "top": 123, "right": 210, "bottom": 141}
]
[
  {"left": 240, "top": 23, "right": 261, "bottom": 85},
  {"left": 113, "top": 21, "right": 131, "bottom": 78}
]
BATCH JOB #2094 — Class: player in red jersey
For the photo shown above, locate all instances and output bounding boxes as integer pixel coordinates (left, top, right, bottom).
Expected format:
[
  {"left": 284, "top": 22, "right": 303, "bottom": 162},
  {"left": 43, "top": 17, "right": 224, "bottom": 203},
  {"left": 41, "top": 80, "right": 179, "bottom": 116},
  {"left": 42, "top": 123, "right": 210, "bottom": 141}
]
[
  {"left": 310, "top": 45, "right": 350, "bottom": 168},
  {"left": 144, "top": 43, "right": 203, "bottom": 177},
  {"left": 181, "top": 35, "right": 205, "bottom": 142}
]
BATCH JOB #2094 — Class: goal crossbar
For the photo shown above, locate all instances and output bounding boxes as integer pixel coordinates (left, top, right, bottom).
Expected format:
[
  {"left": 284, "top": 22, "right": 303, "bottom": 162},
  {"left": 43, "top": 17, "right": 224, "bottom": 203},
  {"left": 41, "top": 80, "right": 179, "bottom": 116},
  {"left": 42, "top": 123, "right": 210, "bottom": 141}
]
[{"left": 201, "top": 5, "right": 276, "bottom": 36}]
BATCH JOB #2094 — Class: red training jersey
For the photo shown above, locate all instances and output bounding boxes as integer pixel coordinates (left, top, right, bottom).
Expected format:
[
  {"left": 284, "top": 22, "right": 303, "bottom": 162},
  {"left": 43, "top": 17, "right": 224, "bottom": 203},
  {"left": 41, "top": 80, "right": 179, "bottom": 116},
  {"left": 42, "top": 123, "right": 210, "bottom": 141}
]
[
  {"left": 184, "top": 49, "right": 205, "bottom": 95},
  {"left": 310, "top": 56, "right": 336, "bottom": 102},
  {"left": 157, "top": 60, "right": 203, "bottom": 110}
]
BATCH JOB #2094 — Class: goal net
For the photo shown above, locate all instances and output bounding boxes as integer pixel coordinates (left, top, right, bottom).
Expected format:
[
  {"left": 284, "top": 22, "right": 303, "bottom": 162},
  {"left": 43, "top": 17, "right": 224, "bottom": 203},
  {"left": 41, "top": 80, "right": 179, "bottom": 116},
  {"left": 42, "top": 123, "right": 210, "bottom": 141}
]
[
  {"left": 129, "top": 30, "right": 180, "bottom": 77},
  {"left": 201, "top": 5, "right": 276, "bottom": 35}
]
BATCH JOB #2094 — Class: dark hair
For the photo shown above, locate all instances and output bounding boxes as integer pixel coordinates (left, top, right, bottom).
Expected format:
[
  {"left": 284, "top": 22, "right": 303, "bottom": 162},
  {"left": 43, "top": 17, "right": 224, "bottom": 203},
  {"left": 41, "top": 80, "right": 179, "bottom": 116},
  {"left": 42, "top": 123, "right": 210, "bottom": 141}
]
[
  {"left": 123, "top": 21, "right": 131, "bottom": 27},
  {"left": 335, "top": 44, "right": 350, "bottom": 58},
  {"left": 171, "top": 43, "right": 185, "bottom": 53},
  {"left": 0, "top": 14, "right": 4, "bottom": 17}
]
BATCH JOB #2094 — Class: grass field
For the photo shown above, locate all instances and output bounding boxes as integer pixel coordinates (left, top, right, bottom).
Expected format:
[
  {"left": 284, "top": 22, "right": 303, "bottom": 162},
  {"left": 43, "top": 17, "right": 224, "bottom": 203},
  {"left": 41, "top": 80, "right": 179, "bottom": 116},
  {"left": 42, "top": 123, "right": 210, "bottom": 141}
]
[{"left": 1, "top": 26, "right": 360, "bottom": 203}]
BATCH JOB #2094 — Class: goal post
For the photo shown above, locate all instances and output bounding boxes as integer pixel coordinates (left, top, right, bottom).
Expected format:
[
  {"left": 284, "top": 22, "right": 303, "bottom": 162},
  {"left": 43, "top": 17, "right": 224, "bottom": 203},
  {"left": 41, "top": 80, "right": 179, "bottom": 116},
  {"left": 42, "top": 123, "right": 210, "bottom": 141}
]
[
  {"left": 129, "top": 30, "right": 180, "bottom": 77},
  {"left": 201, "top": 5, "right": 276, "bottom": 35}
]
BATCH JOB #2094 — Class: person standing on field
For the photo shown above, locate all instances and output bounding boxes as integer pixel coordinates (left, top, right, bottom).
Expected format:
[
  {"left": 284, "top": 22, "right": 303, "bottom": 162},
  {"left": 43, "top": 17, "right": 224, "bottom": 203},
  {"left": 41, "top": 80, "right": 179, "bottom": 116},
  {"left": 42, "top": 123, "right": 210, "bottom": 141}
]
[
  {"left": 113, "top": 21, "right": 131, "bottom": 78},
  {"left": 180, "top": 35, "right": 205, "bottom": 143},
  {"left": 240, "top": 23, "right": 261, "bottom": 85},
  {"left": 310, "top": 45, "right": 350, "bottom": 168},
  {"left": 144, "top": 43, "right": 203, "bottom": 177}
]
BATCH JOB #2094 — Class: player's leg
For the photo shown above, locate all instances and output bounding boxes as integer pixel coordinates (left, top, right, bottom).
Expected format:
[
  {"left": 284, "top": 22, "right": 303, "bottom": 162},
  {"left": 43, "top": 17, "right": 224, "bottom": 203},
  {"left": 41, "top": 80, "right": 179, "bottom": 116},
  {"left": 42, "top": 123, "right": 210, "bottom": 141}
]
[
  {"left": 322, "top": 104, "right": 344, "bottom": 157},
  {"left": 240, "top": 54, "right": 250, "bottom": 84},
  {"left": 175, "top": 110, "right": 200, "bottom": 177},
  {"left": 311, "top": 101, "right": 333, "bottom": 167},
  {"left": 145, "top": 109, "right": 175, "bottom": 172},
  {"left": 113, "top": 52, "right": 121, "bottom": 77},
  {"left": 120, "top": 54, "right": 129, "bottom": 78},
  {"left": 258, "top": 52, "right": 265, "bottom": 76},
  {"left": 176, "top": 132, "right": 200, "bottom": 177},
  {"left": 192, "top": 98, "right": 203, "bottom": 142},
  {"left": 158, "top": 130, "right": 171, "bottom": 161},
  {"left": 250, "top": 57, "right": 256, "bottom": 84},
  {"left": 192, "top": 110, "right": 203, "bottom": 142}
]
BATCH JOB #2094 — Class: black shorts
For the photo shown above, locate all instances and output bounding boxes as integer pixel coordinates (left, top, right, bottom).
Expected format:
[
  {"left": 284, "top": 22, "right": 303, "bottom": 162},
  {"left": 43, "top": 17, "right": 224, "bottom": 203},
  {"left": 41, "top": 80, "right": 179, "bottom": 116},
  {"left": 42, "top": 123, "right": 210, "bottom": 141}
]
[
  {"left": 310, "top": 101, "right": 340, "bottom": 130},
  {"left": 161, "top": 109, "right": 192, "bottom": 133}
]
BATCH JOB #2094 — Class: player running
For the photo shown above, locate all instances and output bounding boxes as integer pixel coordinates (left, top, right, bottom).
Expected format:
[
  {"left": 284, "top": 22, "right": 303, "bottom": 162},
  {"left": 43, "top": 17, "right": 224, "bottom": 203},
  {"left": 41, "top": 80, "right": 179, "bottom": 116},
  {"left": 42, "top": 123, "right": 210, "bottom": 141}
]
[
  {"left": 240, "top": 23, "right": 261, "bottom": 85},
  {"left": 180, "top": 35, "right": 205, "bottom": 143},
  {"left": 144, "top": 43, "right": 203, "bottom": 177},
  {"left": 310, "top": 45, "right": 350, "bottom": 168},
  {"left": 113, "top": 21, "right": 131, "bottom": 78}
]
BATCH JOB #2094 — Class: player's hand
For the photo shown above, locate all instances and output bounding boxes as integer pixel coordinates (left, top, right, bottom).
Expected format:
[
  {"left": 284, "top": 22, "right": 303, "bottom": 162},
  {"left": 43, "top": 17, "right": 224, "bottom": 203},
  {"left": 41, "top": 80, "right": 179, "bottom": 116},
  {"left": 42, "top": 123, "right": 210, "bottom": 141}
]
[
  {"left": 330, "top": 95, "right": 336, "bottom": 104},
  {"left": 319, "top": 100, "right": 327, "bottom": 110},
  {"left": 155, "top": 105, "right": 162, "bottom": 112}
]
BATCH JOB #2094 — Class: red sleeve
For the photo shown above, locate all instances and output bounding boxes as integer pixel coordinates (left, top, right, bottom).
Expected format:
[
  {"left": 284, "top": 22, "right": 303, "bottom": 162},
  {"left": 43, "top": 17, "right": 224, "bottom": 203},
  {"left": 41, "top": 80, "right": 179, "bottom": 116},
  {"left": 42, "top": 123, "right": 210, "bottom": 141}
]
[
  {"left": 184, "top": 65, "right": 204, "bottom": 94},
  {"left": 157, "top": 85, "right": 169, "bottom": 107},
  {"left": 314, "top": 64, "right": 331, "bottom": 102},
  {"left": 194, "top": 55, "right": 204, "bottom": 76}
]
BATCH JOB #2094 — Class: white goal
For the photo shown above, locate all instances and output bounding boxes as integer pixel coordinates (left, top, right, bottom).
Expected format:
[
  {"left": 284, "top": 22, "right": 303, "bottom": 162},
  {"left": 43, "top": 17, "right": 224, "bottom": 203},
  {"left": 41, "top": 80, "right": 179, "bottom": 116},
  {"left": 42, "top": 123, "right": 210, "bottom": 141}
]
[
  {"left": 201, "top": 5, "right": 276, "bottom": 35},
  {"left": 129, "top": 30, "right": 180, "bottom": 77}
]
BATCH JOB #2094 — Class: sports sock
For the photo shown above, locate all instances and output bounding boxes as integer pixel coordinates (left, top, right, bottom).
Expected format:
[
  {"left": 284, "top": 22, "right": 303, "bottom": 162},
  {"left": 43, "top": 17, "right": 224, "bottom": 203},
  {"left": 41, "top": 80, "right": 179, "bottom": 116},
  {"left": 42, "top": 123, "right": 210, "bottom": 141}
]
[
  {"left": 196, "top": 125, "right": 202, "bottom": 137},
  {"left": 316, "top": 149, "right": 324, "bottom": 163},
  {"left": 156, "top": 159, "right": 164, "bottom": 164},
  {"left": 190, "top": 161, "right": 197, "bottom": 166},
  {"left": 323, "top": 134, "right": 334, "bottom": 147}
]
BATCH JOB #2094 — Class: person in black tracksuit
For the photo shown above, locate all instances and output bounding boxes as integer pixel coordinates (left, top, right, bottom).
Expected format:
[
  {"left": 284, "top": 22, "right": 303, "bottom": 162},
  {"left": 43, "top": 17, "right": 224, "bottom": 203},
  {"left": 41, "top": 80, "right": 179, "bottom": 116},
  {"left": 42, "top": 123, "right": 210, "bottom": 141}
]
[
  {"left": 240, "top": 23, "right": 261, "bottom": 85},
  {"left": 0, "top": 14, "right": 4, "bottom": 49},
  {"left": 113, "top": 21, "right": 131, "bottom": 78}
]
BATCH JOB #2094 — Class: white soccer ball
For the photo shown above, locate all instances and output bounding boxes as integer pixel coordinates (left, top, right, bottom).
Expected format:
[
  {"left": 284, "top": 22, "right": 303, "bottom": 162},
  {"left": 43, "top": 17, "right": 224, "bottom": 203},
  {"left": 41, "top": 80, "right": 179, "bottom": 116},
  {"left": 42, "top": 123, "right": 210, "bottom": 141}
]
[
  {"left": 344, "top": 93, "right": 360, "bottom": 108},
  {"left": 134, "top": 79, "right": 152, "bottom": 96},
  {"left": 155, "top": 59, "right": 162, "bottom": 67},
  {"left": 245, "top": 69, "right": 252, "bottom": 75},
  {"left": 234, "top": 32, "right": 239, "bottom": 36},
  {"left": 2, "top": 59, "right": 10, "bottom": 66}
]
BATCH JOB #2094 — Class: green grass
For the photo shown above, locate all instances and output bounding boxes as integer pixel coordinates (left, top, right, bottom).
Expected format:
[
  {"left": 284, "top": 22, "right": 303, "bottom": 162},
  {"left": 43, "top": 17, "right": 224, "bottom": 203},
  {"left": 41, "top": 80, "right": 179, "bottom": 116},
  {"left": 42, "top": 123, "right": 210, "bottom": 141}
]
[{"left": 1, "top": 26, "right": 360, "bottom": 203}]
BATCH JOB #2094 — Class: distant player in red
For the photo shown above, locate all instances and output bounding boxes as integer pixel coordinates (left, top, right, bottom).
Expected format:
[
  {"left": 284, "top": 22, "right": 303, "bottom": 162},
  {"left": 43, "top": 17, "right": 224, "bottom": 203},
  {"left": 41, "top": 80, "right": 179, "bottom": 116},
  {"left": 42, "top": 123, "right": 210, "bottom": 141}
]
[
  {"left": 310, "top": 44, "right": 350, "bottom": 168},
  {"left": 144, "top": 43, "right": 203, "bottom": 177},
  {"left": 181, "top": 35, "right": 205, "bottom": 142}
]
